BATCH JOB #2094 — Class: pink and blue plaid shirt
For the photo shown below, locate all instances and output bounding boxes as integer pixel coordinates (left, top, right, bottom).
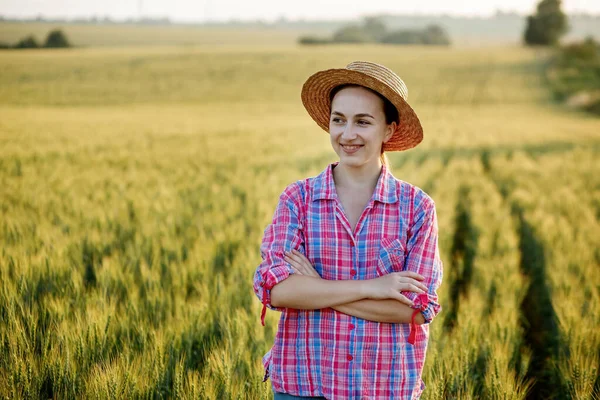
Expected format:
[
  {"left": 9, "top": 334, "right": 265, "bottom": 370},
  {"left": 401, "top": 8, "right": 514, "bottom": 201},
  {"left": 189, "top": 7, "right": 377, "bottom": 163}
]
[{"left": 253, "top": 161, "right": 443, "bottom": 399}]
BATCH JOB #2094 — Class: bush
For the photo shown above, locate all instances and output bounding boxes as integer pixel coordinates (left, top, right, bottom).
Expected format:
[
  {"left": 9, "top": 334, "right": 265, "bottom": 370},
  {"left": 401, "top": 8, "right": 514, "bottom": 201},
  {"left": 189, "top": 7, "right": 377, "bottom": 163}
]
[
  {"left": 43, "top": 29, "right": 71, "bottom": 48},
  {"left": 381, "top": 25, "right": 451, "bottom": 46},
  {"left": 3, "top": 29, "right": 72, "bottom": 50},
  {"left": 545, "top": 36, "right": 600, "bottom": 116},
  {"left": 561, "top": 36, "right": 599, "bottom": 62},
  {"left": 297, "top": 36, "right": 332, "bottom": 45},
  {"left": 14, "top": 35, "right": 39, "bottom": 49},
  {"left": 381, "top": 30, "right": 424, "bottom": 45},
  {"left": 363, "top": 17, "right": 387, "bottom": 41},
  {"left": 422, "top": 25, "right": 451, "bottom": 45},
  {"left": 332, "top": 25, "right": 371, "bottom": 43}
]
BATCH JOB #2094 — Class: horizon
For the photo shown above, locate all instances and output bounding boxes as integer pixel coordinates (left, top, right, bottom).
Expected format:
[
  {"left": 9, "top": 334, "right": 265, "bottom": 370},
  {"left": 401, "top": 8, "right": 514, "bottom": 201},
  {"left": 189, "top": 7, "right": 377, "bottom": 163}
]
[{"left": 1, "top": 0, "right": 599, "bottom": 24}]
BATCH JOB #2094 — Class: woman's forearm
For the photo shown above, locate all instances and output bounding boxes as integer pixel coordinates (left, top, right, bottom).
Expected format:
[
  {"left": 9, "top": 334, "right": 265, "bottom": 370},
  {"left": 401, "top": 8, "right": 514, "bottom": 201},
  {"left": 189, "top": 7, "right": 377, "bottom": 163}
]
[
  {"left": 270, "top": 275, "right": 369, "bottom": 309},
  {"left": 332, "top": 299, "right": 426, "bottom": 324}
]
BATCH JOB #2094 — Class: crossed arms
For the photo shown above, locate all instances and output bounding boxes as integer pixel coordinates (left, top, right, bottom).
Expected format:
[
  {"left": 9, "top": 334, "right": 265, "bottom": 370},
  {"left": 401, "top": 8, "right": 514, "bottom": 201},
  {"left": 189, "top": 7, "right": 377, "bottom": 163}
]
[
  {"left": 253, "top": 184, "right": 443, "bottom": 326},
  {"left": 270, "top": 255, "right": 427, "bottom": 324}
]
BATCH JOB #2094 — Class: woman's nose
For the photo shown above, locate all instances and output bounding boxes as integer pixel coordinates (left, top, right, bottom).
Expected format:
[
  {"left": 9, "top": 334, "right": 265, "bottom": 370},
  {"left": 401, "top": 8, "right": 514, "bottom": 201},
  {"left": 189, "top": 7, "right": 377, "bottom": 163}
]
[{"left": 341, "top": 124, "right": 357, "bottom": 140}]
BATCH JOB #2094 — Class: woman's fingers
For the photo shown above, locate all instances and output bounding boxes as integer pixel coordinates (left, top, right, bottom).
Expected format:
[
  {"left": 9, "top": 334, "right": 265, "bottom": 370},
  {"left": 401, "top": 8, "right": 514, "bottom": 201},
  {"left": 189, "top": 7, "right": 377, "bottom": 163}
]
[
  {"left": 392, "top": 273, "right": 428, "bottom": 291},
  {"left": 393, "top": 293, "right": 414, "bottom": 307},
  {"left": 293, "top": 249, "right": 312, "bottom": 268},
  {"left": 284, "top": 253, "right": 303, "bottom": 271},
  {"left": 284, "top": 250, "right": 320, "bottom": 278},
  {"left": 403, "top": 283, "right": 426, "bottom": 293},
  {"left": 285, "top": 252, "right": 309, "bottom": 272},
  {"left": 289, "top": 263, "right": 307, "bottom": 276},
  {"left": 397, "top": 271, "right": 425, "bottom": 280},
  {"left": 406, "top": 279, "right": 428, "bottom": 292},
  {"left": 286, "top": 250, "right": 309, "bottom": 267}
]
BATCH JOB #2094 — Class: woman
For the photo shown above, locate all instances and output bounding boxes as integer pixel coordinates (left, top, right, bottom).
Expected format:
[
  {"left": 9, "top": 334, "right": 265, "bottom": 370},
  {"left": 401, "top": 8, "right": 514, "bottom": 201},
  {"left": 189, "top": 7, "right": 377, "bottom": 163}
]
[{"left": 253, "top": 61, "right": 443, "bottom": 399}]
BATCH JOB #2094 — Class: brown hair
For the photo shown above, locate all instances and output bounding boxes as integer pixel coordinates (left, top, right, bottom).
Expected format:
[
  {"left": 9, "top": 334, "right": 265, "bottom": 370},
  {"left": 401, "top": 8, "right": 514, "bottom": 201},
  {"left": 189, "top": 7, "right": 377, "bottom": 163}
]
[{"left": 329, "top": 84, "right": 399, "bottom": 168}]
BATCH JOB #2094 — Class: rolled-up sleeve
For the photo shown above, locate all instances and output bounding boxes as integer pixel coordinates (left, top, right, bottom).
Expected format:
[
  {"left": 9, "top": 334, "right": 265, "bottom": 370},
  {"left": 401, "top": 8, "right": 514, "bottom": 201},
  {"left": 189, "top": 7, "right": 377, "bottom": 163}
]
[
  {"left": 253, "top": 183, "right": 305, "bottom": 325},
  {"left": 403, "top": 197, "right": 443, "bottom": 324}
]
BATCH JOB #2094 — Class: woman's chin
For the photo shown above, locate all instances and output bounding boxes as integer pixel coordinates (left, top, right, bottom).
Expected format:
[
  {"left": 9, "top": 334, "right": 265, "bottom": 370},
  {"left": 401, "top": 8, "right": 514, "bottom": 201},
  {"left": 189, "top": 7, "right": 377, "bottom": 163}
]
[
  {"left": 338, "top": 157, "right": 365, "bottom": 168},
  {"left": 334, "top": 148, "right": 376, "bottom": 167}
]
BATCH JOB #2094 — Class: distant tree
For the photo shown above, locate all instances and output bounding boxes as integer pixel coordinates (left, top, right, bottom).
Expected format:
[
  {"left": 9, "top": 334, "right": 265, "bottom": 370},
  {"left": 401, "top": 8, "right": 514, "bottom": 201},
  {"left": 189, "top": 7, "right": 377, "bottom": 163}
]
[
  {"left": 316, "top": 18, "right": 452, "bottom": 46},
  {"left": 14, "top": 35, "right": 39, "bottom": 49},
  {"left": 332, "top": 25, "right": 370, "bottom": 43},
  {"left": 381, "top": 25, "right": 450, "bottom": 46},
  {"left": 381, "top": 30, "right": 423, "bottom": 45},
  {"left": 298, "top": 35, "right": 331, "bottom": 45},
  {"left": 363, "top": 16, "right": 387, "bottom": 41},
  {"left": 43, "top": 29, "right": 71, "bottom": 48},
  {"left": 524, "top": 0, "right": 568, "bottom": 46},
  {"left": 421, "top": 25, "right": 451, "bottom": 45}
]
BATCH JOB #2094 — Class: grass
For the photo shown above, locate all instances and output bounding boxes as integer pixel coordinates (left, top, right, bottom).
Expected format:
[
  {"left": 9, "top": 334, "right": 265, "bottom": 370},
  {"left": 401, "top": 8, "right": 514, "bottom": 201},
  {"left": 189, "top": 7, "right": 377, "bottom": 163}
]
[{"left": 0, "top": 40, "right": 599, "bottom": 398}]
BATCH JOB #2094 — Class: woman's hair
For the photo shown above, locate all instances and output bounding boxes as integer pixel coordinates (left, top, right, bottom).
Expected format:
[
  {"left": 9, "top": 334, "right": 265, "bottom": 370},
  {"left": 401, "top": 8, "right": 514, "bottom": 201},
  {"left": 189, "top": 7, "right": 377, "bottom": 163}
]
[{"left": 329, "top": 84, "right": 399, "bottom": 168}]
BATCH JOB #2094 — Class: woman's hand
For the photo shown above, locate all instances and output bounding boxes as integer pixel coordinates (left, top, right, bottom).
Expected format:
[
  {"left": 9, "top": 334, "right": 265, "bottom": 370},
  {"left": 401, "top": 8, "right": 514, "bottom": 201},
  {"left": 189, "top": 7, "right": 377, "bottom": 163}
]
[
  {"left": 284, "top": 249, "right": 428, "bottom": 306},
  {"left": 284, "top": 249, "right": 322, "bottom": 279},
  {"left": 365, "top": 272, "right": 428, "bottom": 306}
]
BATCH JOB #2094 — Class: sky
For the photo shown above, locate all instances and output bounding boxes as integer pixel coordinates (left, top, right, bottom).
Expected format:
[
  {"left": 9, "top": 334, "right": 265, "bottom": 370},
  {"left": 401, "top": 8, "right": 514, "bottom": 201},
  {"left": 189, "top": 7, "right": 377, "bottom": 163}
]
[{"left": 1, "top": 0, "right": 599, "bottom": 22}]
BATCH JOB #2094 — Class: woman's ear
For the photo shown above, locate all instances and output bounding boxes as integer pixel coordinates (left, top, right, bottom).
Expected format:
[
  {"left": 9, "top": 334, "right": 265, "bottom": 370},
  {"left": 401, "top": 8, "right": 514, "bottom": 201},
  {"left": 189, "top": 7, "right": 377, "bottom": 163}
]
[{"left": 383, "top": 121, "right": 397, "bottom": 143}]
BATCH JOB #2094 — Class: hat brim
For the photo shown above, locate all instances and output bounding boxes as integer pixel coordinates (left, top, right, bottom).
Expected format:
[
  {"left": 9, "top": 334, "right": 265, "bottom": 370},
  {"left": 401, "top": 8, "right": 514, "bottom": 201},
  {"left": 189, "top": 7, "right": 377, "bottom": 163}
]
[{"left": 301, "top": 68, "right": 423, "bottom": 152}]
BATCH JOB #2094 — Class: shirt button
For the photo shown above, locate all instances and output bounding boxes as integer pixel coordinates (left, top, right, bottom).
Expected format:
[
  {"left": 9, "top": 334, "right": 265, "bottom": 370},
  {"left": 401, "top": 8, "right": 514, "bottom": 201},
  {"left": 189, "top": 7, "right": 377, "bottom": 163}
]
[
  {"left": 347, "top": 354, "right": 353, "bottom": 361},
  {"left": 350, "top": 269, "right": 357, "bottom": 276},
  {"left": 349, "top": 323, "right": 355, "bottom": 330}
]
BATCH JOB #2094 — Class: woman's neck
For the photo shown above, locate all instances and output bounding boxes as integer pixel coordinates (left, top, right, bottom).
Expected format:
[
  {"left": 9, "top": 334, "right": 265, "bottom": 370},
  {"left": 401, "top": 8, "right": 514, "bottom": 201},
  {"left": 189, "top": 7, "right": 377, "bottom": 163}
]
[{"left": 333, "top": 160, "right": 383, "bottom": 190}]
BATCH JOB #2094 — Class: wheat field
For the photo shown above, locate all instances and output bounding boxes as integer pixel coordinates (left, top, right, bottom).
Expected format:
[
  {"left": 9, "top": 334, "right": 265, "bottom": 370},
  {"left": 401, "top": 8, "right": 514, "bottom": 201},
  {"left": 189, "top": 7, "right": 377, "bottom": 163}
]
[{"left": 0, "top": 39, "right": 599, "bottom": 399}]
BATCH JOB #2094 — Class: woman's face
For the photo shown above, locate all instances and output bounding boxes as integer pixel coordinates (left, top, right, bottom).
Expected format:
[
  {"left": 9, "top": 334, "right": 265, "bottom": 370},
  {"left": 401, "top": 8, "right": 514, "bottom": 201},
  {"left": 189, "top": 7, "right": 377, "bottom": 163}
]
[{"left": 329, "top": 86, "right": 395, "bottom": 169}]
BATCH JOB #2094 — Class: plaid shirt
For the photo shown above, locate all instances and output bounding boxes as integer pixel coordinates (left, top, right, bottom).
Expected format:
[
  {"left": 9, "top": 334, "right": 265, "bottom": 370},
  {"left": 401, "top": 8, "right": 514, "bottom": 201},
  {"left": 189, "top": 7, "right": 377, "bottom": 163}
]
[{"left": 253, "top": 161, "right": 443, "bottom": 399}]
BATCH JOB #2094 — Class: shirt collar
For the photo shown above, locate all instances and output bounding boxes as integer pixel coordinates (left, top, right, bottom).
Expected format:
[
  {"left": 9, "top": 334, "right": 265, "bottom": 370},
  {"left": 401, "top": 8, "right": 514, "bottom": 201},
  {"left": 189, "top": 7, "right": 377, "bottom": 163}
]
[{"left": 313, "top": 161, "right": 398, "bottom": 204}]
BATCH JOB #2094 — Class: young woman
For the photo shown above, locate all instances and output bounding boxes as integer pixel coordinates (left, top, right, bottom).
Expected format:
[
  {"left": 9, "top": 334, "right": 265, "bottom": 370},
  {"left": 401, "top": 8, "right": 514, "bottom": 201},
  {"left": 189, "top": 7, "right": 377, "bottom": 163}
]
[{"left": 253, "top": 61, "right": 443, "bottom": 399}]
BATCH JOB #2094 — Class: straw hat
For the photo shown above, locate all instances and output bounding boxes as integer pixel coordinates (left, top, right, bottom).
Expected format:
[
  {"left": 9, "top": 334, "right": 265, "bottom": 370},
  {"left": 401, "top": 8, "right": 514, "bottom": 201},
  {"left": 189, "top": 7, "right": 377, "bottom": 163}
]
[{"left": 301, "top": 61, "right": 423, "bottom": 152}]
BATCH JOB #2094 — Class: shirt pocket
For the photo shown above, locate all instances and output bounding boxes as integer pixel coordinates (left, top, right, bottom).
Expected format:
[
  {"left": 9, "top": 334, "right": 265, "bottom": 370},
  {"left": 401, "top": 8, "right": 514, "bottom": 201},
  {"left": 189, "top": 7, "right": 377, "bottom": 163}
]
[{"left": 376, "top": 237, "right": 407, "bottom": 277}]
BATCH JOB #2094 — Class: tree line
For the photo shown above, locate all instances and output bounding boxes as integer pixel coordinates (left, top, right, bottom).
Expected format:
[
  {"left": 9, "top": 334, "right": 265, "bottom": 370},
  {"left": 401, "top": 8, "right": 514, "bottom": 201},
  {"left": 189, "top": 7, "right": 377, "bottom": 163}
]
[
  {"left": 0, "top": 29, "right": 71, "bottom": 49},
  {"left": 296, "top": 0, "right": 580, "bottom": 48},
  {"left": 299, "top": 17, "right": 451, "bottom": 46}
]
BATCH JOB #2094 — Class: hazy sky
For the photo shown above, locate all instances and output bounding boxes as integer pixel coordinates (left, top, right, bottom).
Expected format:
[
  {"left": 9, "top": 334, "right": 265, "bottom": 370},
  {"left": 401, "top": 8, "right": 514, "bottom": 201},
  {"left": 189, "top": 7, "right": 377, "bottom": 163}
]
[{"left": 1, "top": 0, "right": 598, "bottom": 22}]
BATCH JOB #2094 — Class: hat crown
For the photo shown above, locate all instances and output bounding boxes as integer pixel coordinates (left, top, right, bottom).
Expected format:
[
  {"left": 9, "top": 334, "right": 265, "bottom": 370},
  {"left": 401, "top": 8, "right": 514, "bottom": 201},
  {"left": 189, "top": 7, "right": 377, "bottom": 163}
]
[{"left": 345, "top": 61, "right": 408, "bottom": 101}]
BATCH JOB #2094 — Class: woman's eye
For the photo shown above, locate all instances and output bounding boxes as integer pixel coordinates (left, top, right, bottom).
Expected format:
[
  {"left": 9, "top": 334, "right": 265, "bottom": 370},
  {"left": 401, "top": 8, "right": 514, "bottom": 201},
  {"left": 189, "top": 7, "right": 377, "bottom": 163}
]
[
  {"left": 332, "top": 118, "right": 343, "bottom": 123},
  {"left": 358, "top": 120, "right": 369, "bottom": 125}
]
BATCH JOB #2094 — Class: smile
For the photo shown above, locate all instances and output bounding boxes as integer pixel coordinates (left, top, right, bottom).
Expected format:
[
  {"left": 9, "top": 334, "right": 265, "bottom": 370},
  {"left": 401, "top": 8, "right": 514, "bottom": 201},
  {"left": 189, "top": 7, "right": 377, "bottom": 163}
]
[{"left": 341, "top": 144, "right": 363, "bottom": 154}]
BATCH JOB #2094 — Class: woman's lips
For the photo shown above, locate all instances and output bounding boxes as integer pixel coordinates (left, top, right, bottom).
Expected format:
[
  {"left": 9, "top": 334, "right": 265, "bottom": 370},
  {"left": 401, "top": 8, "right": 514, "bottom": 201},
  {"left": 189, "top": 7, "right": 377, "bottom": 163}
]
[{"left": 341, "top": 144, "right": 363, "bottom": 154}]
